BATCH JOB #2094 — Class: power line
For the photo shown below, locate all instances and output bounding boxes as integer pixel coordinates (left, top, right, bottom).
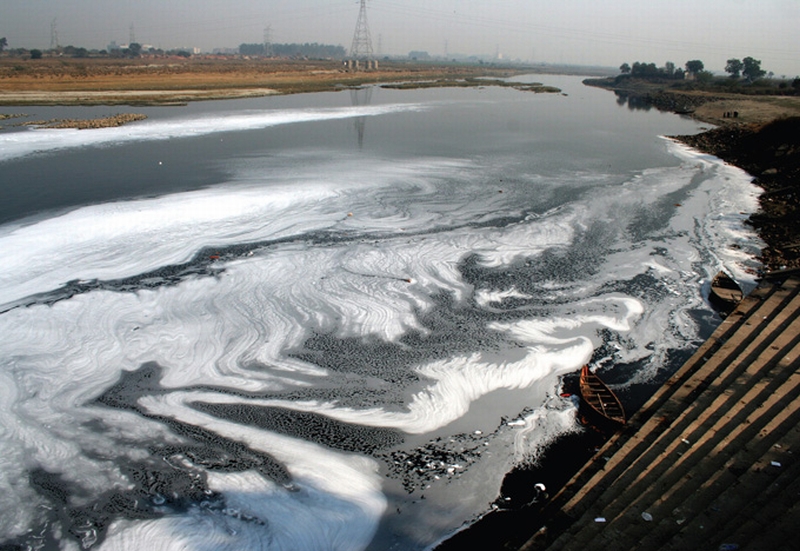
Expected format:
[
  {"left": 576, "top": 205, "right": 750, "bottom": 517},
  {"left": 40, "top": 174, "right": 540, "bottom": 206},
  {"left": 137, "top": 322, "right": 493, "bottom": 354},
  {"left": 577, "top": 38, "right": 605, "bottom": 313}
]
[{"left": 371, "top": 1, "right": 800, "bottom": 61}]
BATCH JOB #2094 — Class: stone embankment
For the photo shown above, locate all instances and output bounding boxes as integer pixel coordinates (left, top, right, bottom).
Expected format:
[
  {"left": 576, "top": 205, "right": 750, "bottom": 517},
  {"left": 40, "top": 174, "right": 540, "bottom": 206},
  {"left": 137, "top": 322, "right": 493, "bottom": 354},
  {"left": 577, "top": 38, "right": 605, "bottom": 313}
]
[{"left": 522, "top": 274, "right": 800, "bottom": 551}]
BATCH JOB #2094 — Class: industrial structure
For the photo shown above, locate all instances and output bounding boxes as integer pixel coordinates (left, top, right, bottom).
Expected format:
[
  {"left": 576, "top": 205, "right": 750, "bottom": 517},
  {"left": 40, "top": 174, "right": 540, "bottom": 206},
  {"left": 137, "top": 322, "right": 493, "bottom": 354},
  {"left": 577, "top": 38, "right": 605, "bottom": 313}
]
[
  {"left": 50, "top": 19, "right": 59, "bottom": 50},
  {"left": 345, "top": 0, "right": 378, "bottom": 71}
]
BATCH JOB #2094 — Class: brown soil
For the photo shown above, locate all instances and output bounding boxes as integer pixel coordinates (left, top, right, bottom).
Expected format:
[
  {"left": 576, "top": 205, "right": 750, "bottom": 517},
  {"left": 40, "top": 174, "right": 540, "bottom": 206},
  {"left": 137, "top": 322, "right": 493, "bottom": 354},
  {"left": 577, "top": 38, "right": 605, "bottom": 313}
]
[
  {"left": 692, "top": 96, "right": 800, "bottom": 125},
  {"left": 19, "top": 113, "right": 148, "bottom": 129},
  {"left": 0, "top": 58, "right": 528, "bottom": 105}
]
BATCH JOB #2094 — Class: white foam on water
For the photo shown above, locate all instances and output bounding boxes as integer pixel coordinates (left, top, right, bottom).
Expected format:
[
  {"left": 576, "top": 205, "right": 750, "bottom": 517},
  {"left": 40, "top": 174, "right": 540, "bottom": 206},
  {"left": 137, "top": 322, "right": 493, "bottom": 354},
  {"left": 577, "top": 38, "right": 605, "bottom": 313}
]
[
  {"left": 0, "top": 154, "right": 483, "bottom": 310},
  {"left": 474, "top": 287, "right": 532, "bottom": 308},
  {"left": 663, "top": 139, "right": 763, "bottom": 286},
  {"left": 0, "top": 111, "right": 767, "bottom": 550},
  {"left": 0, "top": 103, "right": 428, "bottom": 162},
  {"left": 512, "top": 394, "right": 581, "bottom": 467},
  {"left": 100, "top": 392, "right": 387, "bottom": 551},
  {"left": 236, "top": 296, "right": 641, "bottom": 435}
]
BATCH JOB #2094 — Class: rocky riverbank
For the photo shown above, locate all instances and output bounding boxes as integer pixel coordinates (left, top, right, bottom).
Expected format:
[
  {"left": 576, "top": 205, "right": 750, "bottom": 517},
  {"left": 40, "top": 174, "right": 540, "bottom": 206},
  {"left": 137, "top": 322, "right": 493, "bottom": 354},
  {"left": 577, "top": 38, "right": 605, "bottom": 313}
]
[
  {"left": 584, "top": 77, "right": 800, "bottom": 272},
  {"left": 672, "top": 117, "right": 800, "bottom": 272}
]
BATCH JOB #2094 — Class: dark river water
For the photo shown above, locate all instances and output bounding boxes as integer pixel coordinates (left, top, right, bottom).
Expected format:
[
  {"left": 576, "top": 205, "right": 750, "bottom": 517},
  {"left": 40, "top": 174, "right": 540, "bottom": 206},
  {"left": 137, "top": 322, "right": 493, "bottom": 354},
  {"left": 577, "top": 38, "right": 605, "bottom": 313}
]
[{"left": 0, "top": 75, "right": 763, "bottom": 550}]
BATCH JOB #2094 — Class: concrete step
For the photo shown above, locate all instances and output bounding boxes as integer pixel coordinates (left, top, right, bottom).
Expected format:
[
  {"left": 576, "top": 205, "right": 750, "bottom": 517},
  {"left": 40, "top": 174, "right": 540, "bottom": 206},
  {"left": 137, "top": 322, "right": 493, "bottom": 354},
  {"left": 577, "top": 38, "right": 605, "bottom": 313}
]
[
  {"left": 659, "top": 395, "right": 800, "bottom": 550},
  {"left": 560, "top": 283, "right": 800, "bottom": 524},
  {"left": 601, "top": 320, "right": 800, "bottom": 519},
  {"left": 534, "top": 278, "right": 800, "bottom": 551},
  {"left": 563, "top": 364, "right": 800, "bottom": 551},
  {"left": 614, "top": 360, "right": 800, "bottom": 550},
  {"left": 539, "top": 282, "right": 795, "bottom": 529}
]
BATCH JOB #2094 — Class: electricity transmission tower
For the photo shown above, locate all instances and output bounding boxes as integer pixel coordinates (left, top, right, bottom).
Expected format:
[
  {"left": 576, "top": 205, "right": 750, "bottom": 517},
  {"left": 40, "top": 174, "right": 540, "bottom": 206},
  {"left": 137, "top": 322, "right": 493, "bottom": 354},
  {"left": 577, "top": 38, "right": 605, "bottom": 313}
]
[
  {"left": 263, "top": 25, "right": 272, "bottom": 57},
  {"left": 350, "top": 0, "right": 374, "bottom": 60},
  {"left": 50, "top": 19, "right": 59, "bottom": 50}
]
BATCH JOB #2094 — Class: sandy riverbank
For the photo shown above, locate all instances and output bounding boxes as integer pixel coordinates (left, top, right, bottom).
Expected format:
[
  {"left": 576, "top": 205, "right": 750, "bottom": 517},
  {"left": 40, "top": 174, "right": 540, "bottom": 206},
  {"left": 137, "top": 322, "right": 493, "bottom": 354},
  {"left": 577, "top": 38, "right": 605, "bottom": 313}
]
[{"left": 0, "top": 58, "right": 534, "bottom": 106}]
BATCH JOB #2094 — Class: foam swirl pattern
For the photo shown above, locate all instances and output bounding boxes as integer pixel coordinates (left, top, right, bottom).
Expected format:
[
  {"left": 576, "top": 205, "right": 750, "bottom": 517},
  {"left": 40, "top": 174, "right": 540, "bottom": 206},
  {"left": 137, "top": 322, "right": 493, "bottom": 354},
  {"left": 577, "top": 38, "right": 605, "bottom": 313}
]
[{"left": 0, "top": 83, "right": 763, "bottom": 550}]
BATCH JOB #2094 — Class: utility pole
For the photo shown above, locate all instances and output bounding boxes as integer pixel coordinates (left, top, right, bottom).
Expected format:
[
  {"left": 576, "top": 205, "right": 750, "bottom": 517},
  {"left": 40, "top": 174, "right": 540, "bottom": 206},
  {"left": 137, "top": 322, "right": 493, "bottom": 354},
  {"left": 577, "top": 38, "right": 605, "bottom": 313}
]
[{"left": 349, "top": 0, "right": 373, "bottom": 61}]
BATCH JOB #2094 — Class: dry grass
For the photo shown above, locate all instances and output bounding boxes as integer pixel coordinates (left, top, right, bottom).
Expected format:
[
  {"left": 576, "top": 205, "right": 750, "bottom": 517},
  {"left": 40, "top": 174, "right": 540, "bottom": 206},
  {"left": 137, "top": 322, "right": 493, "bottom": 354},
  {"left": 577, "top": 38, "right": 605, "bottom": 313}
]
[
  {"left": 0, "top": 58, "right": 524, "bottom": 105},
  {"left": 693, "top": 96, "right": 800, "bottom": 125}
]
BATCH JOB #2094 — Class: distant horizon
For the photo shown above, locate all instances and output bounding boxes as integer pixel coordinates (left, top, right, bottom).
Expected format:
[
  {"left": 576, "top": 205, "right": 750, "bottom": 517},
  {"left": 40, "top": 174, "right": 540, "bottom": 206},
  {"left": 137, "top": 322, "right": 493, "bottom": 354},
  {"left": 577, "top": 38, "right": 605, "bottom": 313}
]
[{"left": 2, "top": 1, "right": 799, "bottom": 76}]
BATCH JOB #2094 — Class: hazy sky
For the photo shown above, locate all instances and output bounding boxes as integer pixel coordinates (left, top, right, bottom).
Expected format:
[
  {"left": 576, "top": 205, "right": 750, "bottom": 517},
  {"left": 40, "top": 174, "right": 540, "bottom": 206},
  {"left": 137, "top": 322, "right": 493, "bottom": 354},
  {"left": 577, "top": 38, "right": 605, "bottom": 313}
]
[{"left": 1, "top": 0, "right": 798, "bottom": 75}]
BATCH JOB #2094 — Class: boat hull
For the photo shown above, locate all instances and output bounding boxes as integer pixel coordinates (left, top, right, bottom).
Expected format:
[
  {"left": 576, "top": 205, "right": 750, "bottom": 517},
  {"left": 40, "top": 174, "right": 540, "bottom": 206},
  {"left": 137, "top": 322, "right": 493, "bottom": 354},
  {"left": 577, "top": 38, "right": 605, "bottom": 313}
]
[
  {"left": 709, "top": 270, "right": 743, "bottom": 315},
  {"left": 579, "top": 365, "right": 626, "bottom": 425}
]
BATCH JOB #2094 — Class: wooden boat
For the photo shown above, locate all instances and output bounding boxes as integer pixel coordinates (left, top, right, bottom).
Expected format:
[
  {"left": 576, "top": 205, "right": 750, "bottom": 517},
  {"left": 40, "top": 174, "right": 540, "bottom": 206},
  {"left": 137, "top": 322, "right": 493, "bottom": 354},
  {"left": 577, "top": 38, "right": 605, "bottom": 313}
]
[
  {"left": 709, "top": 270, "right": 743, "bottom": 313},
  {"left": 579, "top": 365, "right": 626, "bottom": 425}
]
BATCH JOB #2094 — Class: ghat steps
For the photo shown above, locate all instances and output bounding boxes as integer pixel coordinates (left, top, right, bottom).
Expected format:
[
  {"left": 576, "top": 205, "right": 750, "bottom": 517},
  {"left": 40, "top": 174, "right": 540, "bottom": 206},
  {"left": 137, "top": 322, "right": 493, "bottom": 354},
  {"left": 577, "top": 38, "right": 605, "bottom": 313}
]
[{"left": 521, "top": 276, "right": 800, "bottom": 551}]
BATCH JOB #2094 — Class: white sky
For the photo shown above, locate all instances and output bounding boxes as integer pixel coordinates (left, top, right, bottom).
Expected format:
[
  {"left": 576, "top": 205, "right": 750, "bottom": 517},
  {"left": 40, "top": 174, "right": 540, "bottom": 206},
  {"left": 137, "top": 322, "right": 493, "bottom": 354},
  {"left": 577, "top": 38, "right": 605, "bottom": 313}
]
[{"left": 1, "top": 0, "right": 798, "bottom": 75}]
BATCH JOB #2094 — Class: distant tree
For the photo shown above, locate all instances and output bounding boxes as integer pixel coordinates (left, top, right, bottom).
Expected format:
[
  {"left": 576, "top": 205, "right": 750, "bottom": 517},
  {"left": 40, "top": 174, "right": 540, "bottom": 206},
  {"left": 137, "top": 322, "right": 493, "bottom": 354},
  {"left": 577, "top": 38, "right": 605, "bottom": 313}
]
[
  {"left": 619, "top": 62, "right": 631, "bottom": 74},
  {"left": 696, "top": 70, "right": 714, "bottom": 84},
  {"left": 127, "top": 42, "right": 142, "bottom": 57},
  {"left": 631, "top": 61, "right": 659, "bottom": 77},
  {"left": 664, "top": 61, "right": 675, "bottom": 76},
  {"left": 30, "top": 49, "right": 42, "bottom": 59},
  {"left": 63, "top": 45, "right": 88, "bottom": 58},
  {"left": 239, "top": 43, "right": 266, "bottom": 56},
  {"left": 725, "top": 58, "right": 743, "bottom": 78},
  {"left": 685, "top": 59, "right": 704, "bottom": 76},
  {"left": 0, "top": 37, "right": 7, "bottom": 52},
  {"left": 792, "top": 77, "right": 800, "bottom": 92},
  {"left": 742, "top": 56, "right": 766, "bottom": 82}
]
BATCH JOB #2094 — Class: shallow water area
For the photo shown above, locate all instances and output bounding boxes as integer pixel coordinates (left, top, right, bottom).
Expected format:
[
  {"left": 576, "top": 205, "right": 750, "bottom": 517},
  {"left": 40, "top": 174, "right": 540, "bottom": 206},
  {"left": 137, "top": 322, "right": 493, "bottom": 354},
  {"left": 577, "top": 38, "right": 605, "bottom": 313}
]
[{"left": 0, "top": 75, "right": 763, "bottom": 550}]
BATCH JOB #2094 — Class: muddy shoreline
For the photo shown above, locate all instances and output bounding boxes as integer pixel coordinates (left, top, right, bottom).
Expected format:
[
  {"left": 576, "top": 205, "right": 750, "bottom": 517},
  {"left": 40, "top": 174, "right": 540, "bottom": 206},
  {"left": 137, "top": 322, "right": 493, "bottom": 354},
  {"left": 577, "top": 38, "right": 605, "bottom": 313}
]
[
  {"left": 672, "top": 117, "right": 800, "bottom": 273},
  {"left": 584, "top": 77, "right": 799, "bottom": 273}
]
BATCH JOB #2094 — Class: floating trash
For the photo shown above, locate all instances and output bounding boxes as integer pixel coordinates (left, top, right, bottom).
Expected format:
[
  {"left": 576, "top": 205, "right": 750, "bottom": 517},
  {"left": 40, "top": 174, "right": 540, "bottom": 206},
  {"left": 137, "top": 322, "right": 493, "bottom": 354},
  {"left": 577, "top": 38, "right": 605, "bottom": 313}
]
[{"left": 641, "top": 511, "right": 653, "bottom": 522}]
